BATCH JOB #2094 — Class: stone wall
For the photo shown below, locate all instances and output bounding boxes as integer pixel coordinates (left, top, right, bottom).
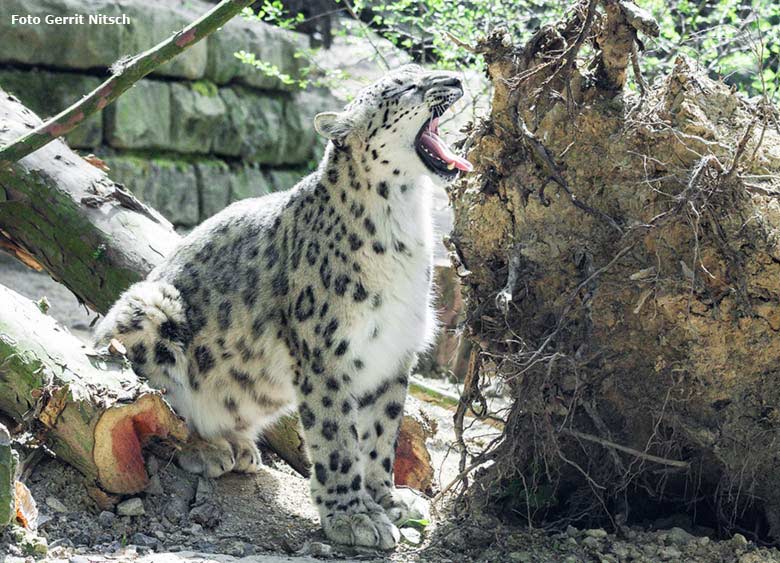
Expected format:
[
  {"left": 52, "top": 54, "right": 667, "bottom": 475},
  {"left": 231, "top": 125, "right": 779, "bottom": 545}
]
[{"left": 0, "top": 0, "right": 337, "bottom": 227}]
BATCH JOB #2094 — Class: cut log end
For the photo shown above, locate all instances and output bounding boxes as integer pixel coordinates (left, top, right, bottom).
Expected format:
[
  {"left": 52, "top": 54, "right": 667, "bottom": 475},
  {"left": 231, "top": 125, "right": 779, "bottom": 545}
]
[
  {"left": 394, "top": 415, "right": 434, "bottom": 495},
  {"left": 93, "top": 393, "right": 188, "bottom": 494}
]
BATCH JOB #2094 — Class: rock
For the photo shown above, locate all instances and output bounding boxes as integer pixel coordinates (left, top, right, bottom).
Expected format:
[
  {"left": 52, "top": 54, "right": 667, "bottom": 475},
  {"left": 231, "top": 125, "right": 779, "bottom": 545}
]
[
  {"left": 195, "top": 161, "right": 232, "bottom": 219},
  {"left": 116, "top": 498, "right": 145, "bottom": 517},
  {"left": 509, "top": 551, "right": 533, "bottom": 562},
  {"left": 189, "top": 502, "right": 220, "bottom": 528},
  {"left": 229, "top": 164, "right": 274, "bottom": 202},
  {"left": 105, "top": 80, "right": 171, "bottom": 150},
  {"left": 582, "top": 536, "right": 601, "bottom": 549},
  {"left": 585, "top": 528, "right": 608, "bottom": 539},
  {"left": 658, "top": 546, "right": 682, "bottom": 560},
  {"left": 265, "top": 168, "right": 308, "bottom": 193},
  {"left": 45, "top": 496, "right": 68, "bottom": 513},
  {"left": 205, "top": 14, "right": 307, "bottom": 91},
  {"left": 169, "top": 82, "right": 227, "bottom": 153},
  {"left": 195, "top": 477, "right": 214, "bottom": 505},
  {"left": 566, "top": 525, "right": 579, "bottom": 537},
  {"left": 145, "top": 474, "right": 164, "bottom": 496},
  {"left": 131, "top": 533, "right": 158, "bottom": 548},
  {"left": 105, "top": 155, "right": 199, "bottom": 225},
  {"left": 0, "top": 69, "right": 102, "bottom": 148},
  {"left": 226, "top": 541, "right": 248, "bottom": 557},
  {"left": 731, "top": 533, "right": 749, "bottom": 547},
  {"left": 664, "top": 526, "right": 695, "bottom": 545},
  {"left": 214, "top": 87, "right": 287, "bottom": 163},
  {"left": 400, "top": 527, "right": 422, "bottom": 545},
  {"left": 146, "top": 456, "right": 160, "bottom": 476},
  {"left": 307, "top": 542, "right": 333, "bottom": 557},
  {"left": 9, "top": 526, "right": 48, "bottom": 556}
]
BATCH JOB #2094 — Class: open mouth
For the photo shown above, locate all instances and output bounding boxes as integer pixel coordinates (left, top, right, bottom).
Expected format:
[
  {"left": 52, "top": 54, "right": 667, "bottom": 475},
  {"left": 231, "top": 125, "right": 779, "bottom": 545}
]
[{"left": 415, "top": 112, "right": 473, "bottom": 179}]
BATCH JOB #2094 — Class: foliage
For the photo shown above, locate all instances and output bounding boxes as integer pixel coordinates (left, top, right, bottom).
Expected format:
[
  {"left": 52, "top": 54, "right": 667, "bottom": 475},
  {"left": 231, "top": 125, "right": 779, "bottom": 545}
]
[{"left": 239, "top": 0, "right": 779, "bottom": 98}]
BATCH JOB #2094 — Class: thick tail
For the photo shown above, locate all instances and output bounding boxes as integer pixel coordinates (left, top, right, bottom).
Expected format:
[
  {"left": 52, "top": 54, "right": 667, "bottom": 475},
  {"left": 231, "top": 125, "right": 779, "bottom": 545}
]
[{"left": 94, "top": 281, "right": 190, "bottom": 391}]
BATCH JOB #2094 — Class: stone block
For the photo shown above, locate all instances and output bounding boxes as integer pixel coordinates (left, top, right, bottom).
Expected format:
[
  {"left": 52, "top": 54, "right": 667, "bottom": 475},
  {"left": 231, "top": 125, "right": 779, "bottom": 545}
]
[
  {"left": 194, "top": 160, "right": 231, "bottom": 219},
  {"left": 104, "top": 80, "right": 170, "bottom": 149},
  {"left": 266, "top": 168, "right": 309, "bottom": 193},
  {"left": 169, "top": 82, "right": 227, "bottom": 153},
  {"left": 104, "top": 155, "right": 198, "bottom": 226},
  {"left": 0, "top": 0, "right": 206, "bottom": 80},
  {"left": 229, "top": 164, "right": 273, "bottom": 202},
  {"left": 205, "top": 15, "right": 307, "bottom": 91},
  {"left": 214, "top": 87, "right": 287, "bottom": 164}
]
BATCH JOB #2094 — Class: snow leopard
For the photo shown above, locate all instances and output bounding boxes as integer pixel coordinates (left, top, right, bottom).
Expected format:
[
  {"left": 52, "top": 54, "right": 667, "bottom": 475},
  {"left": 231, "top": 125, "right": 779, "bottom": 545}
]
[{"left": 94, "top": 64, "right": 472, "bottom": 549}]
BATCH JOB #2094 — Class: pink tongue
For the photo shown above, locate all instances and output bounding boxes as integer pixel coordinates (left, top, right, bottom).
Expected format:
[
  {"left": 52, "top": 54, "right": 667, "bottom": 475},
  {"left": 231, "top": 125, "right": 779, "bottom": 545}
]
[{"left": 420, "top": 128, "right": 473, "bottom": 172}]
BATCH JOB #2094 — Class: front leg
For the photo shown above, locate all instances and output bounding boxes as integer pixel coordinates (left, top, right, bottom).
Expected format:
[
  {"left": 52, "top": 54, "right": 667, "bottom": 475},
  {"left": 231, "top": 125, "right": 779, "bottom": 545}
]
[
  {"left": 357, "top": 362, "right": 428, "bottom": 524},
  {"left": 296, "top": 367, "right": 399, "bottom": 549}
]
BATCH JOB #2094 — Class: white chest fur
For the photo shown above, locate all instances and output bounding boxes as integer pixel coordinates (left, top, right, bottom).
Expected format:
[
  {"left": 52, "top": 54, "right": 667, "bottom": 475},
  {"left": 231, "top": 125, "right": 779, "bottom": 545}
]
[{"left": 345, "top": 175, "right": 437, "bottom": 395}]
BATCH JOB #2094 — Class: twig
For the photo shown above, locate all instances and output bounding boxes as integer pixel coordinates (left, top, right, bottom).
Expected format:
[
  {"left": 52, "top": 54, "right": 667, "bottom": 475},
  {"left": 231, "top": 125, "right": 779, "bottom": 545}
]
[
  {"left": 518, "top": 119, "right": 623, "bottom": 234},
  {"left": 536, "top": 0, "right": 600, "bottom": 92},
  {"left": 0, "top": 0, "right": 253, "bottom": 165},
  {"left": 631, "top": 41, "right": 649, "bottom": 97},
  {"left": 562, "top": 428, "right": 690, "bottom": 469},
  {"left": 725, "top": 119, "right": 756, "bottom": 180}
]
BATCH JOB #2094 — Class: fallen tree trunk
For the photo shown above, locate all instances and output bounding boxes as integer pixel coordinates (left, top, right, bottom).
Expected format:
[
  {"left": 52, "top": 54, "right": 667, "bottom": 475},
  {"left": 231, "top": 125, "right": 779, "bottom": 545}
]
[
  {"left": 450, "top": 0, "right": 780, "bottom": 543},
  {"left": 0, "top": 90, "right": 310, "bottom": 476},
  {"left": 0, "top": 284, "right": 188, "bottom": 494}
]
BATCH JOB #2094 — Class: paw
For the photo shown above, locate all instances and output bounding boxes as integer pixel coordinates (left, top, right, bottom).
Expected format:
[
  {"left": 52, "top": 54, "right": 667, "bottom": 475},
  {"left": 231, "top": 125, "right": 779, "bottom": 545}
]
[
  {"left": 230, "top": 436, "right": 262, "bottom": 473},
  {"left": 321, "top": 499, "right": 399, "bottom": 549},
  {"left": 376, "top": 487, "right": 430, "bottom": 526},
  {"left": 177, "top": 437, "right": 236, "bottom": 478}
]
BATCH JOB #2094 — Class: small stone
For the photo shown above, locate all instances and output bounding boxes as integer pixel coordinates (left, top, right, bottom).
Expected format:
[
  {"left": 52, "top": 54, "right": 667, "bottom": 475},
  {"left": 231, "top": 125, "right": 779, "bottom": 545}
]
[
  {"left": 145, "top": 474, "right": 164, "bottom": 495},
  {"left": 308, "top": 542, "right": 332, "bottom": 557},
  {"left": 195, "top": 477, "right": 214, "bottom": 504},
  {"left": 659, "top": 546, "right": 682, "bottom": 560},
  {"left": 582, "top": 536, "right": 601, "bottom": 548},
  {"left": 153, "top": 530, "right": 166, "bottom": 541},
  {"left": 116, "top": 497, "right": 145, "bottom": 516},
  {"left": 665, "top": 526, "right": 695, "bottom": 545},
  {"left": 226, "top": 541, "right": 247, "bottom": 557},
  {"left": 98, "top": 510, "right": 116, "bottom": 528},
  {"left": 698, "top": 536, "right": 711, "bottom": 545},
  {"left": 731, "top": 533, "right": 748, "bottom": 547},
  {"left": 400, "top": 527, "right": 422, "bottom": 545},
  {"left": 45, "top": 496, "right": 68, "bottom": 513},
  {"left": 188, "top": 523, "right": 203, "bottom": 535},
  {"left": 585, "top": 528, "right": 608, "bottom": 539},
  {"left": 566, "top": 525, "right": 579, "bottom": 537},
  {"left": 509, "top": 551, "right": 532, "bottom": 562},
  {"left": 189, "top": 502, "right": 220, "bottom": 528},
  {"left": 131, "top": 533, "right": 158, "bottom": 548},
  {"left": 147, "top": 455, "right": 160, "bottom": 476}
]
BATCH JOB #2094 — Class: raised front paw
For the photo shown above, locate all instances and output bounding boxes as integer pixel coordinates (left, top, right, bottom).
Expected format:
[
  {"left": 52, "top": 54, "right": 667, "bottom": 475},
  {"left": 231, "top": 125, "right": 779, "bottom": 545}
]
[
  {"left": 375, "top": 487, "right": 430, "bottom": 526},
  {"left": 177, "top": 436, "right": 236, "bottom": 478},
  {"left": 320, "top": 497, "right": 400, "bottom": 549}
]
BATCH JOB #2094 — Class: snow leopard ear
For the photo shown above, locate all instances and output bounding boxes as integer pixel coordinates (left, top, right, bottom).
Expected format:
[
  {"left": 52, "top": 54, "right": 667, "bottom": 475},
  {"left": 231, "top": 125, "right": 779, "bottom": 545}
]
[{"left": 314, "top": 112, "right": 351, "bottom": 141}]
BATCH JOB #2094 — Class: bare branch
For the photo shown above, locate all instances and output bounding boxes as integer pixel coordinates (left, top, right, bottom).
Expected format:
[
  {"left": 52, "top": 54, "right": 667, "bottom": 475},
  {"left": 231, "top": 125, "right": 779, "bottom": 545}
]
[{"left": 0, "top": 0, "right": 254, "bottom": 166}]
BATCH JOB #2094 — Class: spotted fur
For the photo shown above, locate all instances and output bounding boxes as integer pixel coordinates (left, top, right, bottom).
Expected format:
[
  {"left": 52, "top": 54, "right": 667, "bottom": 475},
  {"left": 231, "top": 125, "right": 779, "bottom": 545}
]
[{"left": 95, "top": 65, "right": 465, "bottom": 550}]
